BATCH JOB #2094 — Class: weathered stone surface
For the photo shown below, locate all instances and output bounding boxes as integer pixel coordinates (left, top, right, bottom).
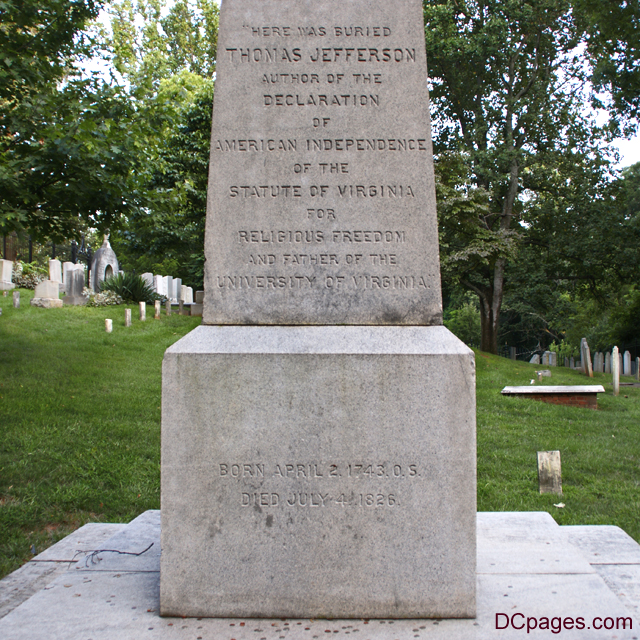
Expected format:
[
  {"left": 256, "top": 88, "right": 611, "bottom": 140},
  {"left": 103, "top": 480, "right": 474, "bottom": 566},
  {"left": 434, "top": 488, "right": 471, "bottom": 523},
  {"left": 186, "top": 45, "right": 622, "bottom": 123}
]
[
  {"left": 90, "top": 235, "right": 119, "bottom": 291},
  {"left": 30, "top": 298, "right": 63, "bottom": 308},
  {"left": 48, "top": 259, "right": 62, "bottom": 283},
  {"left": 2, "top": 512, "right": 640, "bottom": 639},
  {"left": 161, "top": 325, "right": 476, "bottom": 618},
  {"left": 163, "top": 276, "right": 173, "bottom": 301},
  {"left": 195, "top": 290, "right": 204, "bottom": 304},
  {"left": 34, "top": 280, "right": 59, "bottom": 299},
  {"left": 154, "top": 275, "right": 165, "bottom": 297},
  {"left": 537, "top": 451, "right": 562, "bottom": 495},
  {"left": 612, "top": 346, "right": 620, "bottom": 396},
  {"left": 623, "top": 350, "right": 631, "bottom": 376},
  {"left": 203, "top": 0, "right": 442, "bottom": 325},
  {"left": 62, "top": 268, "right": 86, "bottom": 306},
  {"left": 0, "top": 259, "right": 15, "bottom": 290}
]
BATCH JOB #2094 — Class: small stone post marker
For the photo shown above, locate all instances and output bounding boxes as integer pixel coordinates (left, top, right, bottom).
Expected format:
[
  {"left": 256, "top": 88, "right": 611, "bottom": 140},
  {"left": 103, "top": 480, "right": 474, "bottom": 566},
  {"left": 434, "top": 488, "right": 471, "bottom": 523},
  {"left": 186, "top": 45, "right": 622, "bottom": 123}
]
[
  {"left": 124, "top": 308, "right": 131, "bottom": 327},
  {"left": 12, "top": 291, "right": 19, "bottom": 309},
  {"left": 162, "top": 0, "right": 476, "bottom": 620},
  {"left": 139, "top": 301, "right": 146, "bottom": 321},
  {"left": 105, "top": 318, "right": 113, "bottom": 333},
  {"left": 165, "top": 300, "right": 171, "bottom": 316},
  {"left": 537, "top": 451, "right": 562, "bottom": 495},
  {"left": 612, "top": 346, "right": 620, "bottom": 396},
  {"left": 154, "top": 300, "right": 161, "bottom": 319}
]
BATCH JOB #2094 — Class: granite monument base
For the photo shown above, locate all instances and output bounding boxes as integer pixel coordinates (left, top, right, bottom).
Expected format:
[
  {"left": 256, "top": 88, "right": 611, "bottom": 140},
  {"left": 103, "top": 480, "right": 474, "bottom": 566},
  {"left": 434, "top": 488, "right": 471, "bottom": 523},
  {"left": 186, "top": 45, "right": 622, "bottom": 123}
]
[{"left": 161, "top": 325, "right": 476, "bottom": 619}]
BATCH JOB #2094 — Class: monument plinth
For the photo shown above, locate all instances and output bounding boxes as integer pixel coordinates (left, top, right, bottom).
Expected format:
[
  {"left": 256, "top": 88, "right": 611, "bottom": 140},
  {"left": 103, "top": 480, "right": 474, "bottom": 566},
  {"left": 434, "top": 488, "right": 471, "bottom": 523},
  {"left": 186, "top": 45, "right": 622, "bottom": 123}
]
[{"left": 162, "top": 0, "right": 476, "bottom": 619}]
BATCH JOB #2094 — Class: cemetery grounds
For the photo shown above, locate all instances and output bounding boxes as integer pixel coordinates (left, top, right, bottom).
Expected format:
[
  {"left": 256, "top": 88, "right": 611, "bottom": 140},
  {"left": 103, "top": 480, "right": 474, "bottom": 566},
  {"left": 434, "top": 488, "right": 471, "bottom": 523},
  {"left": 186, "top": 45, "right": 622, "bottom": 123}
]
[{"left": 0, "top": 288, "right": 639, "bottom": 580}]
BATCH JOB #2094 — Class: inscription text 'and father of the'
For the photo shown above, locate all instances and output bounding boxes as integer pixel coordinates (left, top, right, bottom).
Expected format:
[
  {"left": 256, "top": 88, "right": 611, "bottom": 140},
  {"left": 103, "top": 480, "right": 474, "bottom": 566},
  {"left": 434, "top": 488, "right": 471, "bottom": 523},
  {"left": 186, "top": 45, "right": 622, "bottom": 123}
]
[{"left": 203, "top": 0, "right": 442, "bottom": 325}]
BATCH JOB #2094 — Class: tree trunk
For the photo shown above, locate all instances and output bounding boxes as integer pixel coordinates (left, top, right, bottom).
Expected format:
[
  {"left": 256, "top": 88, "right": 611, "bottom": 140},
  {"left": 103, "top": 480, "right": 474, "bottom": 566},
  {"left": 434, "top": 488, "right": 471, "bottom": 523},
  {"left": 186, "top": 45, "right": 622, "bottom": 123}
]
[{"left": 468, "top": 258, "right": 506, "bottom": 354}]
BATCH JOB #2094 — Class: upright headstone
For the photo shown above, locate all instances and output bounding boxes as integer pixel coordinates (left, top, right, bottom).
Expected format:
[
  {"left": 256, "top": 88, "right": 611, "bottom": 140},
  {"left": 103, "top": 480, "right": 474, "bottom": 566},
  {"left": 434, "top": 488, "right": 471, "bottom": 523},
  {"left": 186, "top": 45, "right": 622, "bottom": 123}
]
[
  {"left": 105, "top": 318, "right": 113, "bottom": 333},
  {"left": 570, "top": 356, "right": 575, "bottom": 369},
  {"left": 509, "top": 346, "right": 516, "bottom": 360},
  {"left": 30, "top": 280, "right": 62, "bottom": 308},
  {"left": 191, "top": 290, "right": 204, "bottom": 317},
  {"left": 154, "top": 300, "right": 161, "bottom": 319},
  {"left": 542, "top": 351, "right": 550, "bottom": 365},
  {"left": 530, "top": 354, "right": 540, "bottom": 364},
  {"left": 163, "top": 276, "right": 173, "bottom": 302},
  {"left": 62, "top": 261, "right": 75, "bottom": 288},
  {"left": 581, "top": 338, "right": 593, "bottom": 378},
  {"left": 161, "top": 0, "right": 475, "bottom": 621},
  {"left": 612, "top": 346, "right": 620, "bottom": 396},
  {"left": 140, "top": 301, "right": 146, "bottom": 321},
  {"left": 636, "top": 357, "right": 640, "bottom": 382},
  {"left": 165, "top": 299, "right": 171, "bottom": 316},
  {"left": 62, "top": 267, "right": 87, "bottom": 305},
  {"left": 623, "top": 350, "right": 631, "bottom": 376},
  {"left": 184, "top": 286, "right": 194, "bottom": 304},
  {"left": 48, "top": 259, "right": 62, "bottom": 286},
  {"left": 154, "top": 275, "right": 165, "bottom": 297},
  {"left": 619, "top": 352, "right": 623, "bottom": 375},
  {"left": 605, "top": 351, "right": 611, "bottom": 374},
  {"left": 0, "top": 259, "right": 15, "bottom": 290},
  {"left": 12, "top": 290, "right": 19, "bottom": 308},
  {"left": 174, "top": 278, "right": 182, "bottom": 302},
  {"left": 90, "top": 234, "right": 119, "bottom": 291},
  {"left": 564, "top": 357, "right": 570, "bottom": 368},
  {"left": 141, "top": 273, "right": 154, "bottom": 290},
  {"left": 549, "top": 352, "right": 557, "bottom": 367},
  {"left": 537, "top": 451, "right": 562, "bottom": 495},
  {"left": 125, "top": 308, "right": 132, "bottom": 327}
]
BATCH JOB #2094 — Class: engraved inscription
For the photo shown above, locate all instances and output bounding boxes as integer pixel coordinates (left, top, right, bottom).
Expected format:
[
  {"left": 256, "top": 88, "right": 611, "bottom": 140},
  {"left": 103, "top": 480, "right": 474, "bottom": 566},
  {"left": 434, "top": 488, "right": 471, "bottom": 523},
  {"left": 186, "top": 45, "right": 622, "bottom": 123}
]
[
  {"left": 219, "top": 462, "right": 418, "bottom": 509},
  {"left": 205, "top": 4, "right": 442, "bottom": 323}
]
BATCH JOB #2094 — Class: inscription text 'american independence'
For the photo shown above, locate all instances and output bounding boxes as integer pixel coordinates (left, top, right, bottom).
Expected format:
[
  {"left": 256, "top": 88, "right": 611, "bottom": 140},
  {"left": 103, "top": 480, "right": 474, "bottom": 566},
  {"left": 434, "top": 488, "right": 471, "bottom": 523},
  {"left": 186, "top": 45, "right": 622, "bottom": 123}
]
[{"left": 203, "top": 0, "right": 442, "bottom": 324}]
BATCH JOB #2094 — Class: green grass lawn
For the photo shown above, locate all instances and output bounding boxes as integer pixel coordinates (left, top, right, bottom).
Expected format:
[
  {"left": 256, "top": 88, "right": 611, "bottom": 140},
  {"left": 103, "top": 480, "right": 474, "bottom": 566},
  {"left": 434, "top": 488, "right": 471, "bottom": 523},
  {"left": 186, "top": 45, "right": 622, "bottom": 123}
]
[{"left": 1, "top": 288, "right": 639, "bottom": 579}]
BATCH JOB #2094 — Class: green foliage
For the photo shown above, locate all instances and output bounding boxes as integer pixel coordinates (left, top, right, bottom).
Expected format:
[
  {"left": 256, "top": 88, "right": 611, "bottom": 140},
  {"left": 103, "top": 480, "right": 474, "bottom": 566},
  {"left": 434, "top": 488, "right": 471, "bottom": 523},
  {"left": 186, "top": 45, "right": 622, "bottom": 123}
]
[
  {"left": 85, "top": 289, "right": 124, "bottom": 307},
  {"left": 574, "top": 0, "right": 640, "bottom": 126},
  {"left": 12, "top": 261, "right": 47, "bottom": 289},
  {"left": 108, "top": 0, "right": 219, "bottom": 94},
  {"left": 426, "top": 0, "right": 637, "bottom": 352},
  {"left": 0, "top": 0, "right": 100, "bottom": 105},
  {"left": 111, "top": 78, "right": 213, "bottom": 289},
  {"left": 444, "top": 302, "right": 481, "bottom": 347},
  {"left": 1, "top": 297, "right": 639, "bottom": 579},
  {"left": 548, "top": 340, "right": 579, "bottom": 361},
  {"left": 1, "top": 77, "right": 148, "bottom": 241},
  {"left": 99, "top": 272, "right": 160, "bottom": 303},
  {"left": 475, "top": 349, "right": 640, "bottom": 541},
  {"left": 0, "top": 289, "right": 200, "bottom": 579}
]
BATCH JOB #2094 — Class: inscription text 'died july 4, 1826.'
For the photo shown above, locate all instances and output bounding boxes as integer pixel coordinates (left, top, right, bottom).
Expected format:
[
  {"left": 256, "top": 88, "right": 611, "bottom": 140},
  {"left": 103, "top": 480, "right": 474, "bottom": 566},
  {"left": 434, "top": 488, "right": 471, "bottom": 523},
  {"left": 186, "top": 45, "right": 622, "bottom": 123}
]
[{"left": 203, "top": 1, "right": 443, "bottom": 325}]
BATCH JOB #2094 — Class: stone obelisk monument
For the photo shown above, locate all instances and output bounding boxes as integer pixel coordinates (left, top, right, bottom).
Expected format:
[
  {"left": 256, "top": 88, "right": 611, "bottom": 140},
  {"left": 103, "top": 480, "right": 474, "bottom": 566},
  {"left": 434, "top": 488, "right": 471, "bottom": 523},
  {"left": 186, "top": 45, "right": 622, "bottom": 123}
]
[{"left": 161, "top": 0, "right": 476, "bottom": 619}]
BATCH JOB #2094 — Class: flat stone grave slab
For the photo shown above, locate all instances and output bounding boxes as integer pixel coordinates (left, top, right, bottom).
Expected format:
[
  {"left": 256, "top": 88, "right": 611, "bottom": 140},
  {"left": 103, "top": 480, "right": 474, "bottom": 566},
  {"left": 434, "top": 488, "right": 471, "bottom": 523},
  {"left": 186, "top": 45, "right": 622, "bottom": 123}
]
[
  {"left": 501, "top": 385, "right": 606, "bottom": 409},
  {"left": 1, "top": 511, "right": 638, "bottom": 639},
  {"left": 0, "top": 523, "right": 124, "bottom": 620}
]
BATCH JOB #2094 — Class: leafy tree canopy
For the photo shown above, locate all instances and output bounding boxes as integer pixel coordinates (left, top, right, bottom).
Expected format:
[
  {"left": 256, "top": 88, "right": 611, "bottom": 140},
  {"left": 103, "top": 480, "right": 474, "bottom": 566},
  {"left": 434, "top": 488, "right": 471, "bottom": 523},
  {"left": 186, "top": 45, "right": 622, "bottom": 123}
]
[{"left": 425, "top": 0, "right": 639, "bottom": 352}]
